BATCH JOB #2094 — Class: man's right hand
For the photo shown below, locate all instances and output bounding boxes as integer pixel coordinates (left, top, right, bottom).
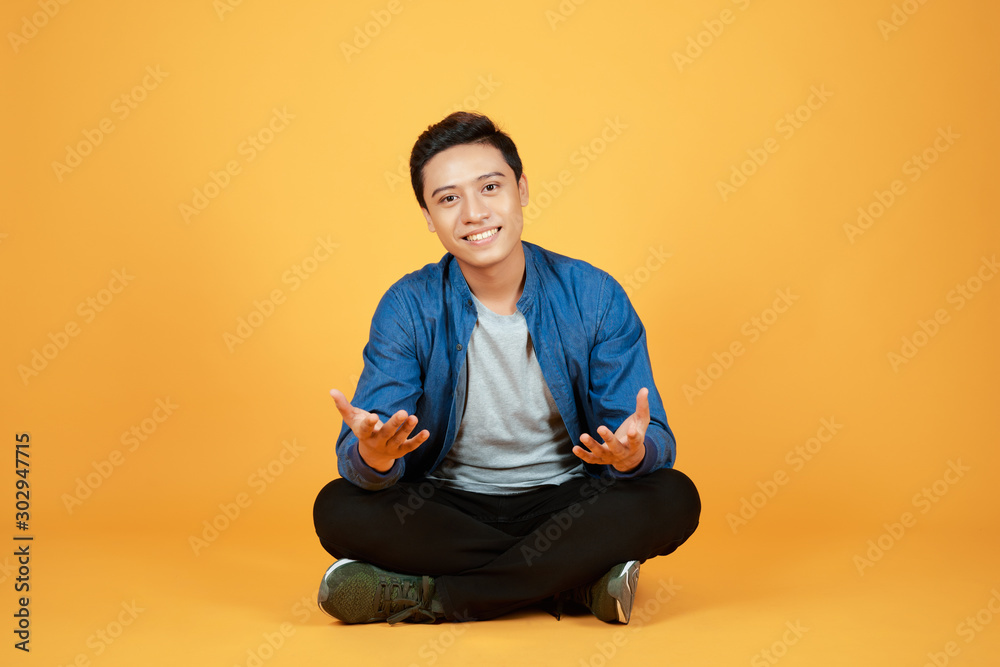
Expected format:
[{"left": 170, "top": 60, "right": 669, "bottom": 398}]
[{"left": 329, "top": 388, "right": 429, "bottom": 473}]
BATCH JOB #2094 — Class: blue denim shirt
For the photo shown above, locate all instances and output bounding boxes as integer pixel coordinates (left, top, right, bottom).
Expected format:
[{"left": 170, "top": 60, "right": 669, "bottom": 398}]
[{"left": 337, "top": 241, "right": 676, "bottom": 490}]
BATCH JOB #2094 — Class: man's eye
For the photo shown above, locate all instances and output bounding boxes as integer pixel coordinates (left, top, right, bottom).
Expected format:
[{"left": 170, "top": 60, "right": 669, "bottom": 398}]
[
  {"left": 441, "top": 195, "right": 457, "bottom": 203},
  {"left": 484, "top": 183, "right": 498, "bottom": 192}
]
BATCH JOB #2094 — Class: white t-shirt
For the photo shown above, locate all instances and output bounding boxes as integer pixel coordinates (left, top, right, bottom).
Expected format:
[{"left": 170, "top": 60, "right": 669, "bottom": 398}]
[{"left": 427, "top": 294, "right": 586, "bottom": 495}]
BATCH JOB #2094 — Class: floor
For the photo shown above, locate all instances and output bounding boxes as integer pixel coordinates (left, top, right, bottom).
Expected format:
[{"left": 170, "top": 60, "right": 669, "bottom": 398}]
[
  {"left": 4, "top": 1, "right": 998, "bottom": 665},
  {"left": 20, "top": 518, "right": 999, "bottom": 666}
]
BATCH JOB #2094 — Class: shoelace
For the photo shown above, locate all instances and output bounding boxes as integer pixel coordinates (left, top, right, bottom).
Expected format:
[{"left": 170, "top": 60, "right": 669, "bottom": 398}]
[
  {"left": 550, "top": 592, "right": 565, "bottom": 621},
  {"left": 548, "top": 583, "right": 593, "bottom": 621},
  {"left": 376, "top": 575, "right": 439, "bottom": 625}
]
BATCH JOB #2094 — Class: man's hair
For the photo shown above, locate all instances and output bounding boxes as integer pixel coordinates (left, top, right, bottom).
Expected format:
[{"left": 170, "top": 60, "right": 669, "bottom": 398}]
[{"left": 410, "top": 111, "right": 523, "bottom": 210}]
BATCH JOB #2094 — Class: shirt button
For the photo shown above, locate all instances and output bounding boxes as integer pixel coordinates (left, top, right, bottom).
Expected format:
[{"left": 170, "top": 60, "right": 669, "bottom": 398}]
[{"left": 456, "top": 344, "right": 463, "bottom": 351}]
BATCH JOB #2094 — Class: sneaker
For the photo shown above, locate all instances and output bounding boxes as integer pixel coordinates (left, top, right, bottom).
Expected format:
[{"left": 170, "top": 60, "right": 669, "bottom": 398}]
[
  {"left": 318, "top": 559, "right": 445, "bottom": 625},
  {"left": 571, "top": 560, "right": 641, "bottom": 623}
]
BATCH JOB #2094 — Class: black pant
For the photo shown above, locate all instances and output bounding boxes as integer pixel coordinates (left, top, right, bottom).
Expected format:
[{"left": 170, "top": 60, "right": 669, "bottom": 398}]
[{"left": 313, "top": 467, "right": 700, "bottom": 621}]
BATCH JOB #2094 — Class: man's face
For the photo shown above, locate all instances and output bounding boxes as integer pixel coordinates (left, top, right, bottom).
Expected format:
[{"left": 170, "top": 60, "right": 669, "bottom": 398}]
[{"left": 420, "top": 142, "right": 529, "bottom": 274}]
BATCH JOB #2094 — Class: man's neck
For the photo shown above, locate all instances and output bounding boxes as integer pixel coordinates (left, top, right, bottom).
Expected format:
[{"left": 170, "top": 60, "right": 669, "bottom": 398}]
[{"left": 457, "top": 242, "right": 526, "bottom": 316}]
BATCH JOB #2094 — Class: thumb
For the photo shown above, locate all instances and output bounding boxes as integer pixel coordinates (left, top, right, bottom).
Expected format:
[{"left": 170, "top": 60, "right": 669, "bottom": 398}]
[
  {"left": 329, "top": 388, "right": 353, "bottom": 419},
  {"left": 636, "top": 387, "right": 650, "bottom": 426}
]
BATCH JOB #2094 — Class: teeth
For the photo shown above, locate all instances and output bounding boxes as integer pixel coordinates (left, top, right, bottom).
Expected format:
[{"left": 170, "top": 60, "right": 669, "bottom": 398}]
[{"left": 467, "top": 228, "right": 498, "bottom": 242}]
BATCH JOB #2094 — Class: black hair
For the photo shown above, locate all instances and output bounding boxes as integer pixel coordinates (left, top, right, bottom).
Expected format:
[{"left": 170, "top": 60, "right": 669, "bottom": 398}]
[{"left": 409, "top": 111, "right": 523, "bottom": 209}]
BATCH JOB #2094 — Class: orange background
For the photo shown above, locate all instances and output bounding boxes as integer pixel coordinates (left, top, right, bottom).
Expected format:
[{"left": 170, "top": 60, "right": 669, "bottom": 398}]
[{"left": 2, "top": 0, "right": 998, "bottom": 665}]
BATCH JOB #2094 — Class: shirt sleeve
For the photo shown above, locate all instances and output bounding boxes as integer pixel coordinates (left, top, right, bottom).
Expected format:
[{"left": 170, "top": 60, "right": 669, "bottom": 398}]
[
  {"left": 588, "top": 273, "right": 676, "bottom": 479},
  {"left": 336, "top": 287, "right": 424, "bottom": 490}
]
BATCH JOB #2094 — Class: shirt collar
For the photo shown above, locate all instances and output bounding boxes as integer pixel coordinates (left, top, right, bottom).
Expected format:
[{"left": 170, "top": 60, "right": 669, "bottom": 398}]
[
  {"left": 445, "top": 240, "right": 539, "bottom": 314},
  {"left": 516, "top": 241, "right": 538, "bottom": 314}
]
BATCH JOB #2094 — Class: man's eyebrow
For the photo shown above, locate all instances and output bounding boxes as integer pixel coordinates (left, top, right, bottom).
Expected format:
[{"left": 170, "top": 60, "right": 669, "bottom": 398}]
[{"left": 430, "top": 172, "right": 507, "bottom": 199}]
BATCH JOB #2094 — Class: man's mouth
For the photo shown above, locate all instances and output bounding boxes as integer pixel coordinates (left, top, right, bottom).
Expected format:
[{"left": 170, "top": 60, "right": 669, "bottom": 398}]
[{"left": 464, "top": 227, "right": 500, "bottom": 242}]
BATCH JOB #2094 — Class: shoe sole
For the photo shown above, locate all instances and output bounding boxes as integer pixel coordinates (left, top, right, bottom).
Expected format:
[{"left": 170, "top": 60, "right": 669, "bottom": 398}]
[
  {"left": 612, "top": 560, "right": 640, "bottom": 623},
  {"left": 317, "top": 558, "right": 356, "bottom": 619}
]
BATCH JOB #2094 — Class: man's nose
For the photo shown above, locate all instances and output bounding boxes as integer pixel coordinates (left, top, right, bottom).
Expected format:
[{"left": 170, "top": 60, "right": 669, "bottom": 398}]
[{"left": 462, "top": 196, "right": 490, "bottom": 223}]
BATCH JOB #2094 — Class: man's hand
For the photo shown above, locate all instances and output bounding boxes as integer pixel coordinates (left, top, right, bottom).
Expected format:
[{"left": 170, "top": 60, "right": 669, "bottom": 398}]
[
  {"left": 573, "top": 387, "right": 650, "bottom": 473},
  {"left": 330, "top": 388, "right": 429, "bottom": 473}
]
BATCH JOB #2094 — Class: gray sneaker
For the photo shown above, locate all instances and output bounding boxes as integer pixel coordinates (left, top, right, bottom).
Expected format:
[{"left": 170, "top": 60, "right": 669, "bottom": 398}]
[
  {"left": 572, "top": 560, "right": 641, "bottom": 623},
  {"left": 318, "top": 559, "right": 445, "bottom": 625}
]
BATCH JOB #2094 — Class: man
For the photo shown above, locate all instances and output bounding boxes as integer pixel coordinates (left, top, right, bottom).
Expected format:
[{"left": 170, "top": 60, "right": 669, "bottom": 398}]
[{"left": 313, "top": 111, "right": 699, "bottom": 625}]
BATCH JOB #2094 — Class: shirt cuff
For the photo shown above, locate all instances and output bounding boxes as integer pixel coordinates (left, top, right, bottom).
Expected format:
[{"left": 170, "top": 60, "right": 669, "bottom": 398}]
[
  {"left": 342, "top": 444, "right": 404, "bottom": 490},
  {"left": 606, "top": 440, "right": 658, "bottom": 480}
]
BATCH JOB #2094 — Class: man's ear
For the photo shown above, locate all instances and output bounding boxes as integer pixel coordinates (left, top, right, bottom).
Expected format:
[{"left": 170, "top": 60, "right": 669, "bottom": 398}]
[
  {"left": 518, "top": 173, "right": 529, "bottom": 207},
  {"left": 422, "top": 207, "right": 435, "bottom": 232}
]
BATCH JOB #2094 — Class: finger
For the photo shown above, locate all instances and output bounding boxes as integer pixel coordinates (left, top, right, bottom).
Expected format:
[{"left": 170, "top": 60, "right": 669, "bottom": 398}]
[
  {"left": 578, "top": 433, "right": 603, "bottom": 454},
  {"left": 576, "top": 435, "right": 610, "bottom": 463},
  {"left": 375, "top": 410, "right": 409, "bottom": 442},
  {"left": 360, "top": 413, "right": 379, "bottom": 439},
  {"left": 385, "top": 414, "right": 419, "bottom": 449},
  {"left": 331, "top": 389, "right": 377, "bottom": 439},
  {"left": 572, "top": 444, "right": 602, "bottom": 464},
  {"left": 329, "top": 388, "right": 354, "bottom": 420},
  {"left": 625, "top": 425, "right": 643, "bottom": 449},
  {"left": 399, "top": 429, "right": 430, "bottom": 455},
  {"left": 635, "top": 387, "right": 650, "bottom": 428},
  {"left": 597, "top": 425, "right": 627, "bottom": 458}
]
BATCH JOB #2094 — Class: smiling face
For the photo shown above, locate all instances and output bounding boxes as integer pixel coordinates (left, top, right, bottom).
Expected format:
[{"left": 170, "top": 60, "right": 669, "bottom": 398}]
[{"left": 420, "top": 142, "right": 529, "bottom": 280}]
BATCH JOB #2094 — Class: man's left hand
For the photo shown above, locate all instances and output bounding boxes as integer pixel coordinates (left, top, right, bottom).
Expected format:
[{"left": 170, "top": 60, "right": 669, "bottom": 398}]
[{"left": 573, "top": 387, "right": 650, "bottom": 473}]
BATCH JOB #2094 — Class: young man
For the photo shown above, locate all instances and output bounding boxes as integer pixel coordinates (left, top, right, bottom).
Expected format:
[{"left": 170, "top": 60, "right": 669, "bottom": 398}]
[{"left": 313, "top": 111, "right": 699, "bottom": 625}]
